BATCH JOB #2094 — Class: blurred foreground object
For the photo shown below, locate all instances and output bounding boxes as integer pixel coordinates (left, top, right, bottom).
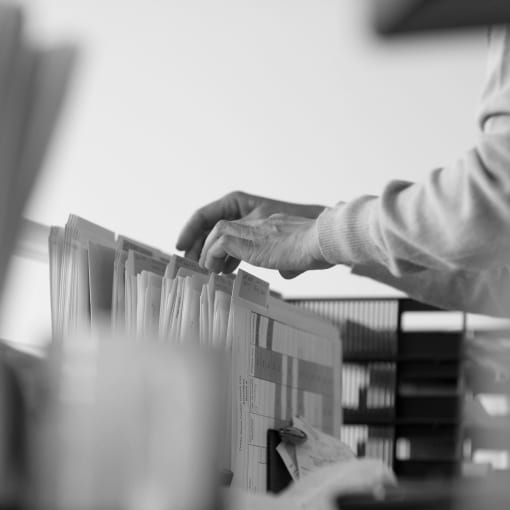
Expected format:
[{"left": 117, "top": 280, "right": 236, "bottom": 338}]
[
  {"left": 0, "top": 356, "right": 26, "bottom": 506},
  {"left": 372, "top": 0, "right": 510, "bottom": 35},
  {"left": 225, "top": 459, "right": 395, "bottom": 510},
  {"left": 0, "top": 1, "right": 76, "bottom": 506},
  {"left": 335, "top": 473, "right": 510, "bottom": 509},
  {"left": 0, "top": 341, "right": 45, "bottom": 508},
  {"left": 33, "top": 334, "right": 223, "bottom": 510},
  {"left": 0, "top": 2, "right": 76, "bottom": 290}
]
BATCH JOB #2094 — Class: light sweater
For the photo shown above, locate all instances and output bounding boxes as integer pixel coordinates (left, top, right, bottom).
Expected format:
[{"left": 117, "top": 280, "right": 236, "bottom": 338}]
[{"left": 317, "top": 26, "right": 510, "bottom": 317}]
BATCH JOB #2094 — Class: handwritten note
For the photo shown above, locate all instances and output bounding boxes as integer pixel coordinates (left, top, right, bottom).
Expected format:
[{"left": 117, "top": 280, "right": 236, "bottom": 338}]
[{"left": 293, "top": 416, "right": 355, "bottom": 478}]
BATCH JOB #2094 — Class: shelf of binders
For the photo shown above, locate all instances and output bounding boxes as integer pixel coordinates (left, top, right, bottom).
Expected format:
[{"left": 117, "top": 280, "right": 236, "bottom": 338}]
[
  {"left": 343, "top": 330, "right": 464, "bottom": 363},
  {"left": 288, "top": 297, "right": 466, "bottom": 478}
]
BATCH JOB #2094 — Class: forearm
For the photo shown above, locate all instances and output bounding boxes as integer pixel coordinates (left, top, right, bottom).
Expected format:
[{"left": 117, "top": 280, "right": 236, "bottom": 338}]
[{"left": 318, "top": 26, "right": 510, "bottom": 277}]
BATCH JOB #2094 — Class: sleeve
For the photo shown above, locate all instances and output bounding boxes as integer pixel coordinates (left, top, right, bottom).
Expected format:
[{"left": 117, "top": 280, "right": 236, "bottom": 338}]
[
  {"left": 352, "top": 263, "right": 510, "bottom": 317},
  {"left": 317, "top": 26, "right": 510, "bottom": 278}
]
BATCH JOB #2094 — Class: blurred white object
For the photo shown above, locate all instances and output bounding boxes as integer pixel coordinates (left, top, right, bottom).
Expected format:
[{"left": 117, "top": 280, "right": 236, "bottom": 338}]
[
  {"left": 293, "top": 416, "right": 355, "bottom": 478},
  {"left": 277, "top": 416, "right": 355, "bottom": 482},
  {"left": 283, "top": 459, "right": 396, "bottom": 510},
  {"left": 0, "top": 2, "right": 75, "bottom": 294},
  {"left": 34, "top": 333, "right": 223, "bottom": 510},
  {"left": 225, "top": 458, "right": 396, "bottom": 510},
  {"left": 0, "top": 0, "right": 76, "bottom": 497}
]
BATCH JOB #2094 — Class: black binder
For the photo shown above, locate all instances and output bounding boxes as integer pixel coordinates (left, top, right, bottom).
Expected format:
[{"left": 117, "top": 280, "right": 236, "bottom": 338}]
[{"left": 266, "top": 429, "right": 292, "bottom": 494}]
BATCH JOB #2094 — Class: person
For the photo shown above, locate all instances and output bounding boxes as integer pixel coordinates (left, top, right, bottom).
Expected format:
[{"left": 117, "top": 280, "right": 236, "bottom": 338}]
[{"left": 177, "top": 26, "right": 510, "bottom": 318}]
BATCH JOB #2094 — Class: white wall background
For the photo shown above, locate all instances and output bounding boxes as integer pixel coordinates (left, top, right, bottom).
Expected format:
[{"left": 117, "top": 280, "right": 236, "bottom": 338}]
[{"left": 0, "top": 0, "right": 490, "bottom": 347}]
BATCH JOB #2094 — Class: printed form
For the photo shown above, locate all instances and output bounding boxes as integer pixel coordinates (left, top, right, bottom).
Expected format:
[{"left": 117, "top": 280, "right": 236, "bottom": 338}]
[{"left": 229, "top": 271, "right": 342, "bottom": 493}]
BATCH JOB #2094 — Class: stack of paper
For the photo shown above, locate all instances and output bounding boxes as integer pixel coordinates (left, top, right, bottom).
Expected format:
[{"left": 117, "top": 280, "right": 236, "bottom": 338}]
[
  {"left": 0, "top": 3, "right": 76, "bottom": 293},
  {"left": 49, "top": 214, "right": 343, "bottom": 493},
  {"left": 49, "top": 215, "right": 235, "bottom": 346},
  {"left": 49, "top": 216, "right": 115, "bottom": 339}
]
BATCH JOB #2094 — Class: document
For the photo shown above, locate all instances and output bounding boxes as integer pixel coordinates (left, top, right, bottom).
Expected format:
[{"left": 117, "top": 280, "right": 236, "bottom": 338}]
[
  {"left": 111, "top": 236, "right": 165, "bottom": 333},
  {"left": 292, "top": 416, "right": 355, "bottom": 478},
  {"left": 158, "top": 276, "right": 176, "bottom": 340},
  {"left": 88, "top": 242, "right": 115, "bottom": 332},
  {"left": 111, "top": 249, "right": 128, "bottom": 332},
  {"left": 229, "top": 270, "right": 342, "bottom": 493},
  {"left": 180, "top": 275, "right": 201, "bottom": 344},
  {"left": 53, "top": 216, "right": 115, "bottom": 340},
  {"left": 49, "top": 226, "right": 64, "bottom": 339},
  {"left": 124, "top": 250, "right": 167, "bottom": 336},
  {"left": 136, "top": 270, "right": 162, "bottom": 339},
  {"left": 199, "top": 284, "right": 209, "bottom": 345}
]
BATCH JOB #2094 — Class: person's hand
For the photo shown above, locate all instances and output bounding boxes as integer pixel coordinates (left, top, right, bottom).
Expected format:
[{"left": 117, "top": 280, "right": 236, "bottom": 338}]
[
  {"left": 176, "top": 191, "right": 329, "bottom": 277},
  {"left": 197, "top": 213, "right": 331, "bottom": 278}
]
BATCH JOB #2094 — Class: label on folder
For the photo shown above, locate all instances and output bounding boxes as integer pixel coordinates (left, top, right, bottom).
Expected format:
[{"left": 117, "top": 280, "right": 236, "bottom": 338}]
[{"left": 234, "top": 270, "right": 269, "bottom": 308}]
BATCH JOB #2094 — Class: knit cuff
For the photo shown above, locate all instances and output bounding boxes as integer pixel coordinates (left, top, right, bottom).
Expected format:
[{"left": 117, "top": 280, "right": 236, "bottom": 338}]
[{"left": 317, "top": 196, "right": 380, "bottom": 267}]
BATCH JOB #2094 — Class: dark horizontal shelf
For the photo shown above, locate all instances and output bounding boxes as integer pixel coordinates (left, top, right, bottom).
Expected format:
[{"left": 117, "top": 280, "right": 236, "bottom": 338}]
[
  {"left": 343, "top": 394, "right": 462, "bottom": 425},
  {"left": 394, "top": 459, "right": 460, "bottom": 478},
  {"left": 396, "top": 418, "right": 460, "bottom": 426},
  {"left": 343, "top": 354, "right": 397, "bottom": 362},
  {"left": 344, "top": 333, "right": 463, "bottom": 362},
  {"left": 396, "top": 423, "right": 459, "bottom": 434},
  {"left": 344, "top": 354, "right": 462, "bottom": 363},
  {"left": 399, "top": 360, "right": 460, "bottom": 381},
  {"left": 398, "top": 332, "right": 463, "bottom": 359},
  {"left": 398, "top": 395, "right": 461, "bottom": 421},
  {"left": 396, "top": 455, "right": 463, "bottom": 463},
  {"left": 343, "top": 408, "right": 395, "bottom": 425},
  {"left": 344, "top": 417, "right": 461, "bottom": 427}
]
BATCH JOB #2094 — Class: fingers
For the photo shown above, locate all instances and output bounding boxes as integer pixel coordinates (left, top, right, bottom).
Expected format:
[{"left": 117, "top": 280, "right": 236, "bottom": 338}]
[
  {"left": 279, "top": 270, "right": 303, "bottom": 280},
  {"left": 194, "top": 214, "right": 326, "bottom": 276},
  {"left": 176, "top": 192, "right": 245, "bottom": 252},
  {"left": 203, "top": 235, "right": 252, "bottom": 273},
  {"left": 185, "top": 233, "right": 208, "bottom": 262},
  {"left": 199, "top": 220, "right": 253, "bottom": 270},
  {"left": 198, "top": 215, "right": 318, "bottom": 274}
]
